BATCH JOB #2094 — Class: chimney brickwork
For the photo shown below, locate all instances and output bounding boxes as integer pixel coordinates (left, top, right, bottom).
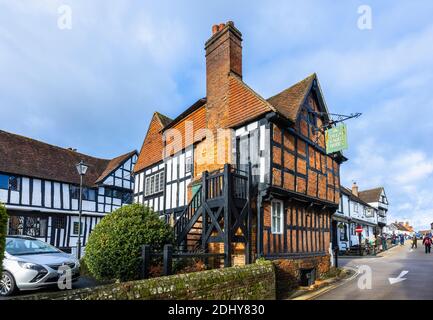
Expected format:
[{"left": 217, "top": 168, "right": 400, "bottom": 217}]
[{"left": 196, "top": 21, "right": 243, "bottom": 173}]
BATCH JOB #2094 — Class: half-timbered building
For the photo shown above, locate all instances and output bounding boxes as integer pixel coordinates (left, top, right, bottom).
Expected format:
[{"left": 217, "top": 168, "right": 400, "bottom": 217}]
[
  {"left": 134, "top": 21, "right": 348, "bottom": 283},
  {"left": 0, "top": 130, "right": 137, "bottom": 252},
  {"left": 359, "top": 187, "right": 389, "bottom": 233},
  {"left": 333, "top": 184, "right": 379, "bottom": 252}
]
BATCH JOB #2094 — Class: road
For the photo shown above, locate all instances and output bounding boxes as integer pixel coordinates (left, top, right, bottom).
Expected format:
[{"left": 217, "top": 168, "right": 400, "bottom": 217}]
[{"left": 315, "top": 242, "right": 433, "bottom": 300}]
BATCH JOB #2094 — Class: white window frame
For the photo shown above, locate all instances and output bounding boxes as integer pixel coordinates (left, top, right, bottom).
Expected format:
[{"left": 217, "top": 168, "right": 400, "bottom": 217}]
[
  {"left": 145, "top": 177, "right": 150, "bottom": 196},
  {"left": 185, "top": 155, "right": 193, "bottom": 174},
  {"left": 144, "top": 171, "right": 164, "bottom": 196},
  {"left": 354, "top": 203, "right": 359, "bottom": 213},
  {"left": 271, "top": 200, "right": 284, "bottom": 234}
]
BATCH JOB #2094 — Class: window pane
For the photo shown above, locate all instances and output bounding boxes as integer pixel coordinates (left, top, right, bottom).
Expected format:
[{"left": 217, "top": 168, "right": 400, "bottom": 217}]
[
  {"left": 159, "top": 173, "right": 165, "bottom": 192},
  {"left": 122, "top": 192, "right": 132, "bottom": 204},
  {"left": 9, "top": 176, "right": 20, "bottom": 191},
  {"left": 0, "top": 174, "right": 8, "bottom": 189},
  {"left": 155, "top": 173, "right": 160, "bottom": 193},
  {"left": 186, "top": 157, "right": 192, "bottom": 173},
  {"left": 145, "top": 177, "right": 150, "bottom": 196},
  {"left": 150, "top": 176, "right": 155, "bottom": 194}
]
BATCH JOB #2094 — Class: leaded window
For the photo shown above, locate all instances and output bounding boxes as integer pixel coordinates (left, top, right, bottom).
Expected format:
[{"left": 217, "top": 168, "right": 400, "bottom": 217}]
[{"left": 271, "top": 200, "right": 284, "bottom": 234}]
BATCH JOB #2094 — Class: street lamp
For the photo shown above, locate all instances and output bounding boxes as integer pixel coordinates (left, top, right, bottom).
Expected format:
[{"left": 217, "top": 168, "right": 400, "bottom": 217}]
[{"left": 75, "top": 160, "right": 88, "bottom": 259}]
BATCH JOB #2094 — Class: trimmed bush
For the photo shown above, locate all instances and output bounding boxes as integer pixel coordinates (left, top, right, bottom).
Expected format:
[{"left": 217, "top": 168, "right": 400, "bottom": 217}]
[
  {"left": 0, "top": 204, "right": 7, "bottom": 268},
  {"left": 84, "top": 204, "right": 174, "bottom": 281}
]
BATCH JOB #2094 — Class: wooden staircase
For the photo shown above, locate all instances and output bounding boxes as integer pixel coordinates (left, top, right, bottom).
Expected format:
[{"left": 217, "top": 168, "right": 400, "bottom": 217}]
[{"left": 173, "top": 164, "right": 253, "bottom": 266}]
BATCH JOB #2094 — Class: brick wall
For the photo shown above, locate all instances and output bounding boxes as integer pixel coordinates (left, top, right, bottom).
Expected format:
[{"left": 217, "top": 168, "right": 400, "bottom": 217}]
[
  {"left": 273, "top": 255, "right": 331, "bottom": 298},
  {"left": 18, "top": 261, "right": 276, "bottom": 300}
]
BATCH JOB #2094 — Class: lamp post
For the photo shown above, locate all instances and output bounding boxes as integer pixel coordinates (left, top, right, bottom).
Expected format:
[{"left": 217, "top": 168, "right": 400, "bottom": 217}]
[{"left": 75, "top": 160, "right": 88, "bottom": 259}]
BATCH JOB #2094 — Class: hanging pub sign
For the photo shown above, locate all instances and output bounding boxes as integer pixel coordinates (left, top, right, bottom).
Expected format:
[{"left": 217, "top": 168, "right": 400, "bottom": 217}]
[{"left": 325, "top": 124, "right": 348, "bottom": 154}]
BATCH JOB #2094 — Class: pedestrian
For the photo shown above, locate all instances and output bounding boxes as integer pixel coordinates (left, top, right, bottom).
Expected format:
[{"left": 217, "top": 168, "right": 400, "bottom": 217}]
[
  {"left": 382, "top": 234, "right": 388, "bottom": 251},
  {"left": 423, "top": 236, "right": 432, "bottom": 254},
  {"left": 364, "top": 237, "right": 370, "bottom": 255},
  {"left": 412, "top": 235, "right": 418, "bottom": 249},
  {"left": 375, "top": 235, "right": 381, "bottom": 254},
  {"left": 370, "top": 236, "right": 376, "bottom": 255}
]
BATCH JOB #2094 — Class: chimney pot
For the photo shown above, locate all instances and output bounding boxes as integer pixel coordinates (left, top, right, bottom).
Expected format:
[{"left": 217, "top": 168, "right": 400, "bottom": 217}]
[
  {"left": 219, "top": 23, "right": 225, "bottom": 31},
  {"left": 352, "top": 182, "right": 359, "bottom": 197},
  {"left": 212, "top": 24, "right": 219, "bottom": 34}
]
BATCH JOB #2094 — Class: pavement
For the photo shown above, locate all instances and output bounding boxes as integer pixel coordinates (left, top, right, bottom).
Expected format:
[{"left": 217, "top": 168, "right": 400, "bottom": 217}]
[
  {"left": 0, "top": 276, "right": 98, "bottom": 300},
  {"left": 314, "top": 243, "right": 433, "bottom": 300}
]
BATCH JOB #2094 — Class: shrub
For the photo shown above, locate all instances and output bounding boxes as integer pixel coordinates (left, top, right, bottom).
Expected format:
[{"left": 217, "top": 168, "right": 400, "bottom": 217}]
[
  {"left": 84, "top": 204, "right": 174, "bottom": 281},
  {"left": 0, "top": 204, "right": 7, "bottom": 268}
]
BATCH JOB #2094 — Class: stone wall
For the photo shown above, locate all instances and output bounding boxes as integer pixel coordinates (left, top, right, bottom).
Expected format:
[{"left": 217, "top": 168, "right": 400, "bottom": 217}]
[
  {"left": 19, "top": 261, "right": 276, "bottom": 300},
  {"left": 272, "top": 254, "right": 331, "bottom": 299}
]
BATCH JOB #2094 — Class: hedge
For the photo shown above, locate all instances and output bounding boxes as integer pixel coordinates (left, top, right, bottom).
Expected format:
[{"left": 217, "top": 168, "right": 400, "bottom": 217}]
[
  {"left": 0, "top": 204, "right": 7, "bottom": 269},
  {"left": 84, "top": 204, "right": 174, "bottom": 281}
]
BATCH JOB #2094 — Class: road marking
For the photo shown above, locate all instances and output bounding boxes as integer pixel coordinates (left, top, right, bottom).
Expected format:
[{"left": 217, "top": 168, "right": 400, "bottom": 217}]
[{"left": 389, "top": 270, "right": 409, "bottom": 285}]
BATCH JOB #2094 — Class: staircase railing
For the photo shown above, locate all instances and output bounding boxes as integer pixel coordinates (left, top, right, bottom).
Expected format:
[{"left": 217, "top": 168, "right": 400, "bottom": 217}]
[
  {"left": 173, "top": 164, "right": 251, "bottom": 249},
  {"left": 173, "top": 185, "right": 203, "bottom": 242}
]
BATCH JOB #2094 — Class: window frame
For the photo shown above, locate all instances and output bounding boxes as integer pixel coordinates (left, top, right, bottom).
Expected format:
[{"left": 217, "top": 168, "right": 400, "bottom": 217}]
[
  {"left": 0, "top": 174, "right": 21, "bottom": 191},
  {"left": 271, "top": 199, "right": 284, "bottom": 235},
  {"left": 72, "top": 221, "right": 83, "bottom": 236},
  {"left": 185, "top": 156, "right": 193, "bottom": 174},
  {"left": 354, "top": 203, "right": 359, "bottom": 213},
  {"left": 144, "top": 171, "right": 164, "bottom": 196}
]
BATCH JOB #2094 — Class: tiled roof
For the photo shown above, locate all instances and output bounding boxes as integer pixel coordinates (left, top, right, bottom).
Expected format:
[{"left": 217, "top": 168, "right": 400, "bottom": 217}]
[
  {"left": 341, "top": 186, "right": 373, "bottom": 208},
  {"left": 0, "top": 130, "right": 134, "bottom": 187},
  {"left": 95, "top": 150, "right": 137, "bottom": 184},
  {"left": 359, "top": 187, "right": 384, "bottom": 203},
  {"left": 135, "top": 74, "right": 327, "bottom": 172},
  {"left": 267, "top": 73, "right": 316, "bottom": 123},
  {"left": 226, "top": 74, "right": 276, "bottom": 127},
  {"left": 134, "top": 112, "right": 172, "bottom": 173},
  {"left": 162, "top": 98, "right": 206, "bottom": 131},
  {"left": 156, "top": 112, "right": 173, "bottom": 127}
]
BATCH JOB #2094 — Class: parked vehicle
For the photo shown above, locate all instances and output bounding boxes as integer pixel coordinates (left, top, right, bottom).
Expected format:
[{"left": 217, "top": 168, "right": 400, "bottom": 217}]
[{"left": 1, "top": 236, "right": 80, "bottom": 296}]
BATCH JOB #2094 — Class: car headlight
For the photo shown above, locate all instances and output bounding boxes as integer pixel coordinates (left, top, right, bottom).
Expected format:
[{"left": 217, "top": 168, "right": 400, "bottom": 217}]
[{"left": 18, "top": 261, "right": 47, "bottom": 273}]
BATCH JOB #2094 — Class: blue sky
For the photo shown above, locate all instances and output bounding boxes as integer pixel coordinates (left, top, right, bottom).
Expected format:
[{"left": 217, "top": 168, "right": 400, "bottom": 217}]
[{"left": 1, "top": 1, "right": 432, "bottom": 229}]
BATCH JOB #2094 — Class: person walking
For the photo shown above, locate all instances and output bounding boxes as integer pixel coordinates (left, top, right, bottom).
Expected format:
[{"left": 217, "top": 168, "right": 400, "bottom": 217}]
[
  {"left": 400, "top": 234, "right": 405, "bottom": 246},
  {"left": 412, "top": 235, "right": 418, "bottom": 249},
  {"left": 382, "top": 234, "right": 388, "bottom": 251},
  {"left": 423, "top": 236, "right": 432, "bottom": 254}
]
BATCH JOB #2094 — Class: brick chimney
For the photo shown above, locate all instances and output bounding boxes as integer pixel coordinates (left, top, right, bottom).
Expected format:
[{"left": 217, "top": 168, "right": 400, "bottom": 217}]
[
  {"left": 352, "top": 182, "right": 359, "bottom": 197},
  {"left": 205, "top": 22, "right": 242, "bottom": 129},
  {"left": 199, "top": 21, "right": 242, "bottom": 172}
]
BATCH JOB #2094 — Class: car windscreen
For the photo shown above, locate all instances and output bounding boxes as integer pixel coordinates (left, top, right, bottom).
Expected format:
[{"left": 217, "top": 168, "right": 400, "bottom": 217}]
[{"left": 5, "top": 238, "right": 60, "bottom": 256}]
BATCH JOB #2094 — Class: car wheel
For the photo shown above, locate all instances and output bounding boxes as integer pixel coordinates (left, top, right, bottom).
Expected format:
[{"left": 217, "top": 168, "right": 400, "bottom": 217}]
[{"left": 0, "top": 271, "right": 17, "bottom": 297}]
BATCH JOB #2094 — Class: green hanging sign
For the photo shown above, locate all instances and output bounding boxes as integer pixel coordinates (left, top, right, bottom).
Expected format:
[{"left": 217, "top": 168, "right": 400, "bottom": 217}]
[{"left": 325, "top": 124, "right": 348, "bottom": 154}]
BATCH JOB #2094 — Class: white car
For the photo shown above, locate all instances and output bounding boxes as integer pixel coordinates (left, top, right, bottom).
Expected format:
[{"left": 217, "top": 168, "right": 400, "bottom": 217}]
[{"left": 1, "top": 236, "right": 80, "bottom": 296}]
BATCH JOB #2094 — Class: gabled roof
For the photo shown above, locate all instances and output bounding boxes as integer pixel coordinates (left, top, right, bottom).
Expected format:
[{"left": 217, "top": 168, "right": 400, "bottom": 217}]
[
  {"left": 341, "top": 186, "right": 374, "bottom": 208},
  {"left": 95, "top": 150, "right": 137, "bottom": 184},
  {"left": 0, "top": 130, "right": 135, "bottom": 187},
  {"left": 156, "top": 112, "right": 173, "bottom": 128},
  {"left": 134, "top": 112, "right": 172, "bottom": 173},
  {"left": 226, "top": 74, "right": 276, "bottom": 128},
  {"left": 359, "top": 187, "right": 384, "bottom": 203},
  {"left": 267, "top": 73, "right": 317, "bottom": 123},
  {"left": 162, "top": 98, "right": 206, "bottom": 131}
]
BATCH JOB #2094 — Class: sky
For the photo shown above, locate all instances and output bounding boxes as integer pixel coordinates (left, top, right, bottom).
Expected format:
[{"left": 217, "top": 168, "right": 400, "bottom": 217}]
[{"left": 1, "top": 0, "right": 432, "bottom": 230}]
